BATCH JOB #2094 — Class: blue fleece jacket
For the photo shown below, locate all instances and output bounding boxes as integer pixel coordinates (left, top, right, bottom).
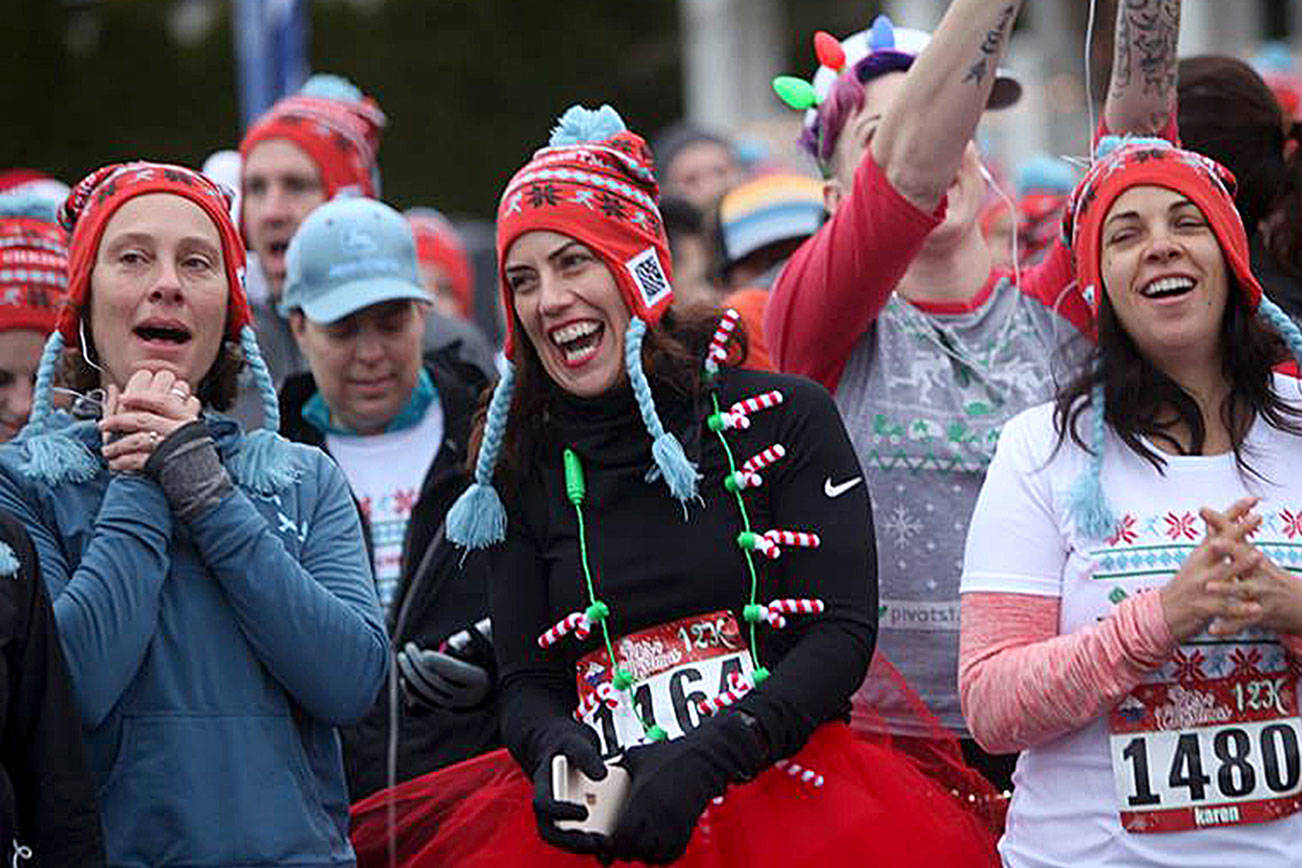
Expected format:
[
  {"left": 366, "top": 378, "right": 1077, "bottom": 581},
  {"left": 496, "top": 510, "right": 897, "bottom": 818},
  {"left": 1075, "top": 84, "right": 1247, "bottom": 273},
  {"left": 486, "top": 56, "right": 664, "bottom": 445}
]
[{"left": 0, "top": 415, "right": 388, "bottom": 867}]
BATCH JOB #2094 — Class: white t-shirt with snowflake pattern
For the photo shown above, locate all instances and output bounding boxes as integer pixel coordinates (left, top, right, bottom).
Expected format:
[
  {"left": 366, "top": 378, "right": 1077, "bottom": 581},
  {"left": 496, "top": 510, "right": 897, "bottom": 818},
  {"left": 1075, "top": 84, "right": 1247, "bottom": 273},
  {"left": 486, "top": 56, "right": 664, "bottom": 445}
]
[{"left": 962, "top": 375, "right": 1302, "bottom": 867}]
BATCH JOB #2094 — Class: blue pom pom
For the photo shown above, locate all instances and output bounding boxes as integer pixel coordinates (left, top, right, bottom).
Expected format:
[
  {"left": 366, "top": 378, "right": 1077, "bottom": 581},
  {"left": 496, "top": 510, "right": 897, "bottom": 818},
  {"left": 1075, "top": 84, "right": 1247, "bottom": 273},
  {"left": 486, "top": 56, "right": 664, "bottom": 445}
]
[
  {"left": 17, "top": 431, "right": 99, "bottom": 486},
  {"left": 0, "top": 543, "right": 18, "bottom": 579},
  {"left": 1095, "top": 135, "right": 1172, "bottom": 161},
  {"left": 299, "top": 73, "right": 364, "bottom": 103},
  {"left": 228, "top": 429, "right": 302, "bottom": 496},
  {"left": 869, "top": 14, "right": 896, "bottom": 51},
  {"left": 0, "top": 191, "right": 60, "bottom": 222},
  {"left": 549, "top": 105, "right": 628, "bottom": 147},
  {"left": 1016, "top": 154, "right": 1077, "bottom": 197},
  {"left": 446, "top": 482, "right": 507, "bottom": 549}
]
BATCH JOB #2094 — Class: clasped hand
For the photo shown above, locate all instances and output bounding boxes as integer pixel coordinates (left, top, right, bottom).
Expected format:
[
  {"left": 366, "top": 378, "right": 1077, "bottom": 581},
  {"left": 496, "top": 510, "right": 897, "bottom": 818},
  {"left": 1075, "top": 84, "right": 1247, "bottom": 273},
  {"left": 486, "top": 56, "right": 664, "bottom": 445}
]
[
  {"left": 99, "top": 369, "right": 202, "bottom": 474},
  {"left": 1160, "top": 497, "right": 1302, "bottom": 641}
]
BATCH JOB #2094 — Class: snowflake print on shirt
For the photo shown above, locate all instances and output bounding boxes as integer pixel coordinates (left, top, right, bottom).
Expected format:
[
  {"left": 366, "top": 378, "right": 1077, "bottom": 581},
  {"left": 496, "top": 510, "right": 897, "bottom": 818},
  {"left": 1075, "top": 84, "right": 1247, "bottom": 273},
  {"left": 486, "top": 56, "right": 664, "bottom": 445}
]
[
  {"left": 1280, "top": 508, "right": 1302, "bottom": 540},
  {"left": 881, "top": 503, "right": 923, "bottom": 548},
  {"left": 1229, "top": 647, "right": 1264, "bottom": 678},
  {"left": 1168, "top": 648, "right": 1206, "bottom": 684},
  {"left": 1107, "top": 514, "right": 1138, "bottom": 546},
  {"left": 1164, "top": 511, "right": 1198, "bottom": 541}
]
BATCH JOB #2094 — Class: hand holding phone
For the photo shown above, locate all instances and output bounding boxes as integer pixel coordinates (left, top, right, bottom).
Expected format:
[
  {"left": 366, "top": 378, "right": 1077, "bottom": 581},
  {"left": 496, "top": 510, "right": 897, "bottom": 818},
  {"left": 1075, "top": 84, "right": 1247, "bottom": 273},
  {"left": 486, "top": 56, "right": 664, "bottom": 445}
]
[{"left": 551, "top": 753, "right": 631, "bottom": 837}]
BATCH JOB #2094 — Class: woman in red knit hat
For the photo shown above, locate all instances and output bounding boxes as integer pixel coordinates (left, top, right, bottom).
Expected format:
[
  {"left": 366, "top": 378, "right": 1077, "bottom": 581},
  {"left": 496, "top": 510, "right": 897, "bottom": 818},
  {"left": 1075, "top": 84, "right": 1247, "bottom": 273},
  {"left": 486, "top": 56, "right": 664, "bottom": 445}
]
[
  {"left": 351, "top": 104, "right": 1001, "bottom": 867},
  {"left": 0, "top": 162, "right": 387, "bottom": 866},
  {"left": 960, "top": 137, "right": 1302, "bottom": 866}
]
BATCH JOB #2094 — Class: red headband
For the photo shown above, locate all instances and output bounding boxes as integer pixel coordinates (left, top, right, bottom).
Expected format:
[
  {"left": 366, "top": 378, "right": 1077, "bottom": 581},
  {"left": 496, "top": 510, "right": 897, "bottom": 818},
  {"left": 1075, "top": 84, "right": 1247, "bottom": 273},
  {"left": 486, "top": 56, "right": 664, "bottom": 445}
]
[
  {"left": 57, "top": 162, "right": 251, "bottom": 348},
  {"left": 408, "top": 212, "right": 473, "bottom": 319},
  {"left": 1063, "top": 139, "right": 1261, "bottom": 319},
  {"left": 0, "top": 214, "right": 67, "bottom": 334},
  {"left": 496, "top": 129, "right": 673, "bottom": 358}
]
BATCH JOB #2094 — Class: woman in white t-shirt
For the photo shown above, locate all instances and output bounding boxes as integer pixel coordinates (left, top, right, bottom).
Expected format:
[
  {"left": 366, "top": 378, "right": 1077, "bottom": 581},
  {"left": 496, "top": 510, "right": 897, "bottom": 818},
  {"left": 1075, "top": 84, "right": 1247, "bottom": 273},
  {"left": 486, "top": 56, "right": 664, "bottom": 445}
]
[{"left": 959, "top": 136, "right": 1302, "bottom": 867}]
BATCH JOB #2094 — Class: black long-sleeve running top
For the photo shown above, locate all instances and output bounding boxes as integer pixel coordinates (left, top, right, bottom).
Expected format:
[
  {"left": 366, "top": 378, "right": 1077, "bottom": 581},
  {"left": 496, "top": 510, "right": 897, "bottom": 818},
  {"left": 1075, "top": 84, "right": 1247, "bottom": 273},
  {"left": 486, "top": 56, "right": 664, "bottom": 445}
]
[{"left": 489, "top": 366, "right": 877, "bottom": 774}]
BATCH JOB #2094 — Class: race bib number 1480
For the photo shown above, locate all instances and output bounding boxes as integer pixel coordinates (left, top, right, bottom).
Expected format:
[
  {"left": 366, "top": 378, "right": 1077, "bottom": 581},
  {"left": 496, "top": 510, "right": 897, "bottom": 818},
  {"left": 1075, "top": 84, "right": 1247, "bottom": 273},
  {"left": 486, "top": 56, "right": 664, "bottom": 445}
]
[{"left": 1110, "top": 663, "right": 1302, "bottom": 833}]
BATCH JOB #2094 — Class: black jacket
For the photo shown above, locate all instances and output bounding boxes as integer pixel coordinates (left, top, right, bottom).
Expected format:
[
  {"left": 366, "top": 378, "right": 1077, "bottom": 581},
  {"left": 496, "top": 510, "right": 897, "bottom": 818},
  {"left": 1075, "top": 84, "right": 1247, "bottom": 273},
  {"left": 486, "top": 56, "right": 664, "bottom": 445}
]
[
  {"left": 279, "top": 346, "right": 502, "bottom": 802},
  {"left": 0, "top": 509, "right": 104, "bottom": 865}
]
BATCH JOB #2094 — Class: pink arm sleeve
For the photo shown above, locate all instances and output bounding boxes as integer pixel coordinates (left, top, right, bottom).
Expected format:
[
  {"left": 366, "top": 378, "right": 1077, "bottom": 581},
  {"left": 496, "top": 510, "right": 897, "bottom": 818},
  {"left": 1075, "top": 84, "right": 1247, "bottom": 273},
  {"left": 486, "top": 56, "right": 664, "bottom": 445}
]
[
  {"left": 959, "top": 590, "right": 1177, "bottom": 754},
  {"left": 764, "top": 154, "right": 943, "bottom": 392}
]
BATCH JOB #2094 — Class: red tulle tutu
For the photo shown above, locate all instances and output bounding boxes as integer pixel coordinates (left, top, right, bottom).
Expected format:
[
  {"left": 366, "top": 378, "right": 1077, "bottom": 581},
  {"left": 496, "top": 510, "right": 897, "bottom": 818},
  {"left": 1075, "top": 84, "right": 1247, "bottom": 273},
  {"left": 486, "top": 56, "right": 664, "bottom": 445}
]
[{"left": 350, "top": 722, "right": 999, "bottom": 867}]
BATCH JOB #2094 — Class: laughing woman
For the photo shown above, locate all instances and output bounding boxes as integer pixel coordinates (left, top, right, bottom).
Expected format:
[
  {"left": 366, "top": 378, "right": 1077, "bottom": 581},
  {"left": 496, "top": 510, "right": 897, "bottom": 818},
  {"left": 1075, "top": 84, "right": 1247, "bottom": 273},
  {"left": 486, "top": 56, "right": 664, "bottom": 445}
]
[
  {"left": 959, "top": 138, "right": 1302, "bottom": 867},
  {"left": 350, "top": 106, "right": 999, "bottom": 867},
  {"left": 0, "top": 163, "right": 387, "bottom": 867}
]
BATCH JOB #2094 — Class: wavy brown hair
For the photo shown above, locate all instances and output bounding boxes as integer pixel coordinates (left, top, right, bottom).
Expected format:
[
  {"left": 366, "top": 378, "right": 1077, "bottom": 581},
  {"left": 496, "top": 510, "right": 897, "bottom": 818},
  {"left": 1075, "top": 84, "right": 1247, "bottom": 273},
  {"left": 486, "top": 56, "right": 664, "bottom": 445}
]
[
  {"left": 1054, "top": 280, "right": 1302, "bottom": 476},
  {"left": 467, "top": 302, "right": 748, "bottom": 495}
]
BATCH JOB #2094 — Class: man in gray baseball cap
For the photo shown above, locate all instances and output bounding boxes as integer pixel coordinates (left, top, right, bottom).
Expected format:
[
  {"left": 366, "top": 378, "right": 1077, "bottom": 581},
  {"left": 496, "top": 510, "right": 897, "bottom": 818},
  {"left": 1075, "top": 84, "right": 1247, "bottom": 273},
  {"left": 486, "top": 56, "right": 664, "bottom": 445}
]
[{"left": 279, "top": 196, "right": 501, "bottom": 799}]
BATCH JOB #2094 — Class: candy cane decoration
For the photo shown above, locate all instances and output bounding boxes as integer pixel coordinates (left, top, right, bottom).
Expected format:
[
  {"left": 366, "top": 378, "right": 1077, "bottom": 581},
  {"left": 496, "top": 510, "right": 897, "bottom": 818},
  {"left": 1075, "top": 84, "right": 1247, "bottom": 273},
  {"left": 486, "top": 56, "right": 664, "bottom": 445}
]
[
  {"left": 726, "top": 470, "right": 763, "bottom": 491},
  {"left": 769, "top": 598, "right": 825, "bottom": 617},
  {"left": 704, "top": 308, "right": 741, "bottom": 375},
  {"left": 764, "top": 529, "right": 821, "bottom": 551},
  {"left": 572, "top": 681, "right": 622, "bottom": 720},
  {"left": 537, "top": 611, "right": 591, "bottom": 649},
  {"left": 697, "top": 671, "right": 755, "bottom": 716},
  {"left": 775, "top": 759, "right": 825, "bottom": 788},
  {"left": 744, "top": 603, "right": 787, "bottom": 629},
  {"left": 745, "top": 598, "right": 825, "bottom": 630},
  {"left": 740, "top": 444, "right": 786, "bottom": 477},
  {"left": 729, "top": 390, "right": 784, "bottom": 421},
  {"left": 738, "top": 531, "right": 781, "bottom": 559}
]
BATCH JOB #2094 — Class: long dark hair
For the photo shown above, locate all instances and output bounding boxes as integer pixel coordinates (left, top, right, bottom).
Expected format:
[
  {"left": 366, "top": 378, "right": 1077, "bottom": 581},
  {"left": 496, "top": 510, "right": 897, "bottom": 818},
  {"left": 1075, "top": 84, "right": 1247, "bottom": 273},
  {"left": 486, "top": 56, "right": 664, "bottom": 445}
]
[
  {"left": 1054, "top": 281, "right": 1302, "bottom": 475},
  {"left": 1179, "top": 55, "right": 1302, "bottom": 280},
  {"left": 468, "top": 302, "right": 747, "bottom": 494}
]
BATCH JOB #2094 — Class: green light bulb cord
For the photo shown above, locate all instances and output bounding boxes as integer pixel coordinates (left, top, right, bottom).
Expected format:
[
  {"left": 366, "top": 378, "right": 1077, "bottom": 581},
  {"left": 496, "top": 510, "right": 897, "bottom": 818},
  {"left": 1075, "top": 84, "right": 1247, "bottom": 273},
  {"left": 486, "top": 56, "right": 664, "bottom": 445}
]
[{"left": 708, "top": 391, "right": 764, "bottom": 672}]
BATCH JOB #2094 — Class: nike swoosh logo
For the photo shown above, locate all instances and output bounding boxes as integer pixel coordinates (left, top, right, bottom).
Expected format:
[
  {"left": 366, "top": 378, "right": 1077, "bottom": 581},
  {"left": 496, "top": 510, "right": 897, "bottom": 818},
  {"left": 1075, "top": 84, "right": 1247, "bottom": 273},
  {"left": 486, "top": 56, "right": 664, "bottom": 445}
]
[{"left": 824, "top": 476, "right": 863, "bottom": 498}]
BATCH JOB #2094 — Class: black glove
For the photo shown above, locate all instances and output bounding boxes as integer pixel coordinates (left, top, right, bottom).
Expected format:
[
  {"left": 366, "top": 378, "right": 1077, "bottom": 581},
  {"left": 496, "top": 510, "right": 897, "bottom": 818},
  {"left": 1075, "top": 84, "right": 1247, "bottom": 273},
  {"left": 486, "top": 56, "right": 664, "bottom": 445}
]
[
  {"left": 530, "top": 720, "right": 610, "bottom": 856},
  {"left": 396, "top": 618, "right": 495, "bottom": 711},
  {"left": 607, "top": 711, "right": 768, "bottom": 864}
]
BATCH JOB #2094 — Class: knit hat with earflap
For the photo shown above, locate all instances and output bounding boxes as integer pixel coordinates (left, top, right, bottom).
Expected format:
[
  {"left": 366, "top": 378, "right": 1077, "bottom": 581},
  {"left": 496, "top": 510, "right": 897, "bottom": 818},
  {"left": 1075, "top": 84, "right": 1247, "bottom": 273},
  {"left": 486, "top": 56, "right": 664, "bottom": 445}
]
[
  {"left": 1059, "top": 136, "right": 1302, "bottom": 539},
  {"left": 446, "top": 104, "right": 697, "bottom": 550},
  {"left": 0, "top": 192, "right": 68, "bottom": 335},
  {"left": 238, "top": 73, "right": 387, "bottom": 228},
  {"left": 14, "top": 162, "right": 299, "bottom": 494}
]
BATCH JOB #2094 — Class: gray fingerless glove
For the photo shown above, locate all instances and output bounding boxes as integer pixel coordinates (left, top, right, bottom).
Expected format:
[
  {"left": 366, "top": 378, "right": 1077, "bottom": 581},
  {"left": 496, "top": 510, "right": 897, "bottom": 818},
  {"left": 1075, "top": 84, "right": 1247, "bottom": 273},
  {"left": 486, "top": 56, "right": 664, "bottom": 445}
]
[{"left": 144, "top": 421, "right": 233, "bottom": 521}]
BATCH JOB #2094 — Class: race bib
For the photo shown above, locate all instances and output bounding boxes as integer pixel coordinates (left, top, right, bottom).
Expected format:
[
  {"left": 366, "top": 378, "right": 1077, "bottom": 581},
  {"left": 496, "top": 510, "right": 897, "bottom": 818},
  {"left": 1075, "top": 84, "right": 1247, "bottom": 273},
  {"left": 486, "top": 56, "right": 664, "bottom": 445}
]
[
  {"left": 575, "top": 610, "right": 753, "bottom": 757},
  {"left": 1109, "top": 644, "right": 1302, "bottom": 833}
]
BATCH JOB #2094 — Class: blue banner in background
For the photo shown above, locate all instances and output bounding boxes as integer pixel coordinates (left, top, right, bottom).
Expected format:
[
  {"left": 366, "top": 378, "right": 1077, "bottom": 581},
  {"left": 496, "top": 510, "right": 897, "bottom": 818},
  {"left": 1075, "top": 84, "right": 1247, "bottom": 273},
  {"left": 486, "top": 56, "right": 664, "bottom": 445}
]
[{"left": 234, "top": 0, "right": 309, "bottom": 131}]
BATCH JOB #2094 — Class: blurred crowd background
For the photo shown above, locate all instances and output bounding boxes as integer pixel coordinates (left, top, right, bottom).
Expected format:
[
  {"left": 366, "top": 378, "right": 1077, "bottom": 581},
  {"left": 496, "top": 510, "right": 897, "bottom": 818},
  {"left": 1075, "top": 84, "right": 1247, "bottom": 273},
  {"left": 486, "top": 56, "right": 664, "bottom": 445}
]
[{"left": 5, "top": 0, "right": 1302, "bottom": 343}]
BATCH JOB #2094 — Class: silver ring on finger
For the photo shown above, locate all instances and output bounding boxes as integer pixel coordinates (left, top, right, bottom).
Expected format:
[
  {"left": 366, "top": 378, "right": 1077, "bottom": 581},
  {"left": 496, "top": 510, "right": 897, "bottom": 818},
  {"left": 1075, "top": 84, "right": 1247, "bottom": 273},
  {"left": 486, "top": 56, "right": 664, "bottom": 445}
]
[
  {"left": 148, "top": 431, "right": 161, "bottom": 447},
  {"left": 169, "top": 387, "right": 188, "bottom": 400}
]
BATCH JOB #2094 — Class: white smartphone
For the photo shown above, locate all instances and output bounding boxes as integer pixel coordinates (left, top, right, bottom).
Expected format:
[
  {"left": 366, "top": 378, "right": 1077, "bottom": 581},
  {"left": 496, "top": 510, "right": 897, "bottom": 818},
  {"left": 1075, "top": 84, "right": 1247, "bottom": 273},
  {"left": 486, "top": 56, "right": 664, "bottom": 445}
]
[{"left": 550, "top": 754, "right": 631, "bottom": 836}]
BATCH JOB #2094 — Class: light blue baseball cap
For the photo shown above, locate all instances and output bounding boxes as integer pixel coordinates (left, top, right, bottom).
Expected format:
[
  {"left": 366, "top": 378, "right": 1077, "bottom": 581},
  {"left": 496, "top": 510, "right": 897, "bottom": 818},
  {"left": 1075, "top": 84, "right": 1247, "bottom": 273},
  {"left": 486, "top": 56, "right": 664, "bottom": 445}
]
[{"left": 280, "top": 197, "right": 430, "bottom": 323}]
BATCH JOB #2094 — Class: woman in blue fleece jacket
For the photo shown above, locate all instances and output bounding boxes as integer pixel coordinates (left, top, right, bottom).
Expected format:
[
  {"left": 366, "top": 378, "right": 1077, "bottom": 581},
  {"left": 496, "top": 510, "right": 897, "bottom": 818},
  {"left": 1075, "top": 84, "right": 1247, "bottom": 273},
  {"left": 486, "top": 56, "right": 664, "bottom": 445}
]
[{"left": 0, "top": 162, "right": 388, "bottom": 867}]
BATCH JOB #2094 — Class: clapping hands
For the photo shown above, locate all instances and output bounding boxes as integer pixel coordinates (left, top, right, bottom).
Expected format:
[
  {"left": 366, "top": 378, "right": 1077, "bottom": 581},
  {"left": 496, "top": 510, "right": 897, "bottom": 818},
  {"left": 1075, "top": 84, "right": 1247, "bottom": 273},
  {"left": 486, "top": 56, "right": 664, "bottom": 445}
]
[
  {"left": 1160, "top": 497, "right": 1302, "bottom": 641},
  {"left": 99, "top": 369, "right": 201, "bottom": 473}
]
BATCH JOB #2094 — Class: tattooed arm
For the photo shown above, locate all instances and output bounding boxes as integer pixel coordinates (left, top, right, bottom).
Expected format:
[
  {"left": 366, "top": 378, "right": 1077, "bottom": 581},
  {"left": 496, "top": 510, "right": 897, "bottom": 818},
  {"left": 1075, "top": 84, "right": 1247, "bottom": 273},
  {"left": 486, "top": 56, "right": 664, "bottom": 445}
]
[
  {"left": 871, "top": 0, "right": 1022, "bottom": 211},
  {"left": 1103, "top": 0, "right": 1180, "bottom": 136}
]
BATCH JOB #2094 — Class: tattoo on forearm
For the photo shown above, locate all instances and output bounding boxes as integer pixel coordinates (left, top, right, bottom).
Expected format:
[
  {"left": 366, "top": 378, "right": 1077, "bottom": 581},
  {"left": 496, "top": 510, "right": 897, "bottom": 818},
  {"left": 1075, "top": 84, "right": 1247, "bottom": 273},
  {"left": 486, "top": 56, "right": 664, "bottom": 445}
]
[
  {"left": 963, "top": 4, "right": 1017, "bottom": 86},
  {"left": 1110, "top": 0, "right": 1180, "bottom": 101}
]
